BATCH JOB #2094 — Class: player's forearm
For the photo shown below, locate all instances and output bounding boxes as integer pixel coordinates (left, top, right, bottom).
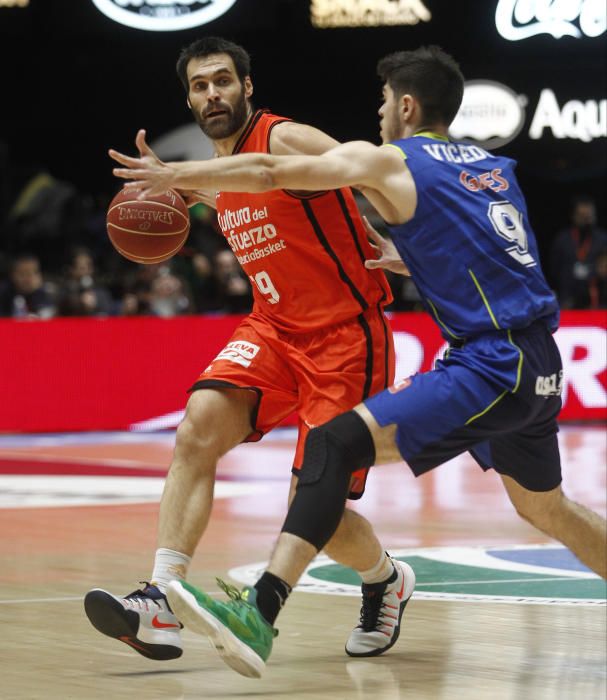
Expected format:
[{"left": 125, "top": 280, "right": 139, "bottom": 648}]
[
  {"left": 169, "top": 153, "right": 354, "bottom": 194},
  {"left": 169, "top": 155, "right": 276, "bottom": 193}
]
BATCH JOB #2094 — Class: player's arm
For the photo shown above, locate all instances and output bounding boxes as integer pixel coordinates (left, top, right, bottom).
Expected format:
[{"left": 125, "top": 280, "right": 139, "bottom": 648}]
[
  {"left": 111, "top": 130, "right": 412, "bottom": 218},
  {"left": 268, "top": 121, "right": 340, "bottom": 156}
]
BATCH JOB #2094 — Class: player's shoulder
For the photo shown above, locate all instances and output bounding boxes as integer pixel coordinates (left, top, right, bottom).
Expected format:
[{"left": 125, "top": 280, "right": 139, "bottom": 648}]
[{"left": 269, "top": 120, "right": 339, "bottom": 156}]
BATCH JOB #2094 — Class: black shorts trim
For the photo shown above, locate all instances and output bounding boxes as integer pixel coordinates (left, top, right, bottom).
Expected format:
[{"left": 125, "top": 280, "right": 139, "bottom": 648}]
[
  {"left": 188, "top": 379, "right": 264, "bottom": 442},
  {"left": 357, "top": 313, "right": 374, "bottom": 402},
  {"left": 377, "top": 301, "right": 391, "bottom": 390}
]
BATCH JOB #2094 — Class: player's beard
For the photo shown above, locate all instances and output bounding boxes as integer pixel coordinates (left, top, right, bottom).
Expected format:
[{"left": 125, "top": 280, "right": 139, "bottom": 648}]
[{"left": 193, "top": 87, "right": 249, "bottom": 140}]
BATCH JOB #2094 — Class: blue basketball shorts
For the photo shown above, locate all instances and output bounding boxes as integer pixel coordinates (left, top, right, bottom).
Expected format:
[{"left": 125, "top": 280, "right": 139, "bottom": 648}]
[{"left": 364, "top": 321, "right": 563, "bottom": 492}]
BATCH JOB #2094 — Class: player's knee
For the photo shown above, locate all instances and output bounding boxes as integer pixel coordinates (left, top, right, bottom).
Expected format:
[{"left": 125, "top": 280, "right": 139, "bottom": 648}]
[
  {"left": 175, "top": 392, "right": 239, "bottom": 462},
  {"left": 511, "top": 484, "right": 564, "bottom": 529},
  {"left": 299, "top": 411, "right": 375, "bottom": 486}
]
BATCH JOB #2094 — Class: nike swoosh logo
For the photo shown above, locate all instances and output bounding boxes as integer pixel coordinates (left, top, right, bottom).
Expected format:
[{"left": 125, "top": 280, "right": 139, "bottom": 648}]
[
  {"left": 152, "top": 614, "right": 180, "bottom": 629},
  {"left": 395, "top": 577, "right": 406, "bottom": 600}
]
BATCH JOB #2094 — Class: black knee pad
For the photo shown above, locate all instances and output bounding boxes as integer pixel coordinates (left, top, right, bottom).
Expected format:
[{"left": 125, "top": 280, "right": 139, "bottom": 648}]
[
  {"left": 282, "top": 411, "right": 375, "bottom": 550},
  {"left": 298, "top": 411, "right": 376, "bottom": 485}
]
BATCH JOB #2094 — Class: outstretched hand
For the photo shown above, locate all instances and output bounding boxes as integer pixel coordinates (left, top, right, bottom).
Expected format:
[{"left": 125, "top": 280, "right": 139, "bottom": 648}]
[
  {"left": 109, "top": 130, "right": 177, "bottom": 199},
  {"left": 363, "top": 217, "right": 410, "bottom": 276}
]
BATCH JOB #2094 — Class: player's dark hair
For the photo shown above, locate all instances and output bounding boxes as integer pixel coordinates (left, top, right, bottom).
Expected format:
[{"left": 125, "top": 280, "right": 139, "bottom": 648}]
[
  {"left": 377, "top": 46, "right": 464, "bottom": 126},
  {"left": 176, "top": 36, "right": 251, "bottom": 92}
]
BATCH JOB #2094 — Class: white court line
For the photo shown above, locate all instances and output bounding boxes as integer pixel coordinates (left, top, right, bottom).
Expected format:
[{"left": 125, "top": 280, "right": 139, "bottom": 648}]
[
  {"left": 417, "top": 577, "right": 597, "bottom": 587},
  {"left": 0, "top": 596, "right": 83, "bottom": 604},
  {"left": 0, "top": 591, "right": 223, "bottom": 605}
]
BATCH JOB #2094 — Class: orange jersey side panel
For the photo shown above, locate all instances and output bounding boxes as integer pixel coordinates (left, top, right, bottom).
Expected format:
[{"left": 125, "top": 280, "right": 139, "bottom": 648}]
[{"left": 215, "top": 110, "right": 393, "bottom": 333}]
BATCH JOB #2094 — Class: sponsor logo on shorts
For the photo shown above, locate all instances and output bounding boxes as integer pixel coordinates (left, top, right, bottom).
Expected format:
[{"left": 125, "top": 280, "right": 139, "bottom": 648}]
[
  {"left": 536, "top": 371, "right": 563, "bottom": 396},
  {"left": 214, "top": 341, "right": 260, "bottom": 368},
  {"left": 388, "top": 376, "right": 412, "bottom": 393}
]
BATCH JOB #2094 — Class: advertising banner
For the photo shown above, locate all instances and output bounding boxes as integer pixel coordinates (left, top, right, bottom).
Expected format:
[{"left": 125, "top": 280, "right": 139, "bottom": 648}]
[{"left": 1, "top": 311, "right": 605, "bottom": 433}]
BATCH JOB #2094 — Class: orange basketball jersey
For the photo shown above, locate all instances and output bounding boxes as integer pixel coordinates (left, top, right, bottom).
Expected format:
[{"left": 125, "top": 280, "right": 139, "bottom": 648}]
[{"left": 215, "top": 110, "right": 392, "bottom": 333}]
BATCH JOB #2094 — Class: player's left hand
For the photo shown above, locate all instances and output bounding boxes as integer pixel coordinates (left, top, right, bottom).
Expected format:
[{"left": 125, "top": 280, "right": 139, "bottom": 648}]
[
  {"left": 110, "top": 130, "right": 177, "bottom": 198},
  {"left": 363, "top": 217, "right": 411, "bottom": 276}
]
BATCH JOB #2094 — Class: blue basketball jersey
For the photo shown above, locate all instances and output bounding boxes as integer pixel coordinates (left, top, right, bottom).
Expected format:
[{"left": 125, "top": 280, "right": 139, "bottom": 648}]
[{"left": 385, "top": 133, "right": 559, "bottom": 340}]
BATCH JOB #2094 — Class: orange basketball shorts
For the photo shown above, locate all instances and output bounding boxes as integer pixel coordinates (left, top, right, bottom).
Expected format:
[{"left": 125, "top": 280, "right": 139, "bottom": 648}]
[{"left": 190, "top": 307, "right": 394, "bottom": 498}]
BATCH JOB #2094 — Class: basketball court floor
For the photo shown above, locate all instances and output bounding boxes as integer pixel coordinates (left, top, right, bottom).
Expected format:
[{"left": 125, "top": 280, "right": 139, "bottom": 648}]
[{"left": 1, "top": 424, "right": 605, "bottom": 699}]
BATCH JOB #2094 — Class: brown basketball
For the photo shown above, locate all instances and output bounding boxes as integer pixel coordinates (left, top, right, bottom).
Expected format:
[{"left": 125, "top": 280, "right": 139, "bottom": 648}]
[{"left": 106, "top": 188, "right": 190, "bottom": 264}]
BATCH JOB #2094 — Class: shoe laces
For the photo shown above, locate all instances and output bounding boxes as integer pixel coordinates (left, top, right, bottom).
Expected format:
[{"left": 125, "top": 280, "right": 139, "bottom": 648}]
[
  {"left": 358, "top": 583, "right": 389, "bottom": 632},
  {"left": 215, "top": 578, "right": 278, "bottom": 638},
  {"left": 123, "top": 582, "right": 164, "bottom": 612},
  {"left": 216, "top": 577, "right": 246, "bottom": 603}
]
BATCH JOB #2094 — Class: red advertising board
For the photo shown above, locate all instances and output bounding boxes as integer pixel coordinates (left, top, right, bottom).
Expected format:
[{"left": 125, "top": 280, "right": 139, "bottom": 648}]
[{"left": 1, "top": 311, "right": 605, "bottom": 433}]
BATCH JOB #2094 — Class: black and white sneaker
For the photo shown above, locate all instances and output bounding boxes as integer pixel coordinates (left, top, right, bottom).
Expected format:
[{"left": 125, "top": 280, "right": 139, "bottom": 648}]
[
  {"left": 84, "top": 583, "right": 183, "bottom": 660},
  {"left": 345, "top": 560, "right": 415, "bottom": 657}
]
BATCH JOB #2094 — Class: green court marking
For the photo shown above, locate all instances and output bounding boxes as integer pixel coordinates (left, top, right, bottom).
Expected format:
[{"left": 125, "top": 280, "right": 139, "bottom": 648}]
[{"left": 309, "top": 555, "right": 607, "bottom": 601}]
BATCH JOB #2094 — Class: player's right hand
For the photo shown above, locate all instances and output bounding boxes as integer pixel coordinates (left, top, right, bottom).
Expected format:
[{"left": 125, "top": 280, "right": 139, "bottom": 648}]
[{"left": 363, "top": 217, "right": 411, "bottom": 276}]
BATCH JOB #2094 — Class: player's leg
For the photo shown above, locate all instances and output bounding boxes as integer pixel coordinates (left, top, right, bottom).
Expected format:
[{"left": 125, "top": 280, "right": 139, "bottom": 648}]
[
  {"left": 84, "top": 387, "right": 257, "bottom": 660},
  {"left": 501, "top": 475, "right": 607, "bottom": 578},
  {"left": 287, "top": 474, "right": 382, "bottom": 575},
  {"left": 157, "top": 387, "right": 258, "bottom": 558},
  {"left": 286, "top": 308, "right": 414, "bottom": 656},
  {"left": 167, "top": 404, "right": 401, "bottom": 676},
  {"left": 84, "top": 315, "right": 297, "bottom": 660},
  {"left": 285, "top": 467, "right": 414, "bottom": 656},
  {"left": 276, "top": 404, "right": 403, "bottom": 586},
  {"left": 481, "top": 323, "right": 606, "bottom": 578},
  {"left": 165, "top": 352, "right": 529, "bottom": 674}
]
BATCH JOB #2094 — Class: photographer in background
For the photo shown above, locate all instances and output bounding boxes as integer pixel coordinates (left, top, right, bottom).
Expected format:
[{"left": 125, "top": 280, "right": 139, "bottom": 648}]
[{"left": 550, "top": 197, "right": 607, "bottom": 309}]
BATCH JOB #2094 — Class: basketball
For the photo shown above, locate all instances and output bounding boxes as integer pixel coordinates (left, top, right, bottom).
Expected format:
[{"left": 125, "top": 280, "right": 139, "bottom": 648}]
[{"left": 106, "top": 188, "right": 190, "bottom": 264}]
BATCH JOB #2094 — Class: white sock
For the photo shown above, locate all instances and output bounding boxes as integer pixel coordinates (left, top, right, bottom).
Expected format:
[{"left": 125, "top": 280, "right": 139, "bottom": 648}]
[
  {"left": 359, "top": 552, "right": 394, "bottom": 584},
  {"left": 151, "top": 548, "right": 191, "bottom": 594}
]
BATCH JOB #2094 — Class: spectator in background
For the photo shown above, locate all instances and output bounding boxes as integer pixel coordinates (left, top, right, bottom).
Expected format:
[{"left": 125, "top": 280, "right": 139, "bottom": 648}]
[
  {"left": 550, "top": 197, "right": 607, "bottom": 309},
  {"left": 57, "top": 247, "right": 114, "bottom": 316},
  {"left": 149, "top": 266, "right": 192, "bottom": 317},
  {"left": 592, "top": 251, "right": 607, "bottom": 309},
  {"left": 213, "top": 249, "right": 253, "bottom": 313},
  {"left": 170, "top": 202, "right": 224, "bottom": 313},
  {"left": 4, "top": 171, "right": 84, "bottom": 275},
  {"left": 120, "top": 278, "right": 152, "bottom": 316},
  {"left": 0, "top": 254, "right": 56, "bottom": 318}
]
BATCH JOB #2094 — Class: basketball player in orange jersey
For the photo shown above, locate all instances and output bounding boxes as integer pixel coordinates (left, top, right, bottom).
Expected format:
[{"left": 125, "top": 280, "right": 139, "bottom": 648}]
[{"left": 84, "top": 37, "right": 415, "bottom": 661}]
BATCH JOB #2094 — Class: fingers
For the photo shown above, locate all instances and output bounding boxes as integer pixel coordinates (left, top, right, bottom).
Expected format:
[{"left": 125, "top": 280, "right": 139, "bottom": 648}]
[
  {"left": 362, "top": 216, "right": 384, "bottom": 245},
  {"left": 110, "top": 131, "right": 164, "bottom": 199},
  {"left": 364, "top": 260, "right": 381, "bottom": 269},
  {"left": 112, "top": 167, "right": 149, "bottom": 180},
  {"left": 109, "top": 149, "right": 143, "bottom": 167},
  {"left": 136, "top": 129, "right": 152, "bottom": 157}
]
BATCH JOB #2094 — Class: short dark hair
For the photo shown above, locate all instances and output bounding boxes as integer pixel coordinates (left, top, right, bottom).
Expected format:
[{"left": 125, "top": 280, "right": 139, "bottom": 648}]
[
  {"left": 176, "top": 36, "right": 251, "bottom": 93},
  {"left": 377, "top": 46, "right": 464, "bottom": 126}
]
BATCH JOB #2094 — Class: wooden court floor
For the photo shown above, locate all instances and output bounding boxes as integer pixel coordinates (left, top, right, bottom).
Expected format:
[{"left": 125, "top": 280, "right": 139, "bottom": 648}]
[{"left": 0, "top": 425, "right": 605, "bottom": 700}]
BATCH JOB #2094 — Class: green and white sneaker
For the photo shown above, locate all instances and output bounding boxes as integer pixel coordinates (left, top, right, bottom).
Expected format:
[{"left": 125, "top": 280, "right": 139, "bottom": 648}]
[{"left": 166, "top": 578, "right": 277, "bottom": 678}]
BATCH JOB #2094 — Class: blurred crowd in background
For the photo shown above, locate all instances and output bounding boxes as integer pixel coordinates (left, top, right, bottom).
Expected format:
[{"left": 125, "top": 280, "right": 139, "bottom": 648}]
[{"left": 0, "top": 171, "right": 606, "bottom": 319}]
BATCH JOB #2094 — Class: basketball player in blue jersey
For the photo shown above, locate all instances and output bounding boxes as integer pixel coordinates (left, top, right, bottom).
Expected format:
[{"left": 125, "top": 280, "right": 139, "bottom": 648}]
[{"left": 112, "top": 46, "right": 607, "bottom": 679}]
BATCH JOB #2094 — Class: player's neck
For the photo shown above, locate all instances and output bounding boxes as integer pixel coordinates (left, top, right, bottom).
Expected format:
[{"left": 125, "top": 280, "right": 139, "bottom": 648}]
[
  {"left": 213, "top": 107, "right": 255, "bottom": 157},
  {"left": 412, "top": 124, "right": 449, "bottom": 139}
]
